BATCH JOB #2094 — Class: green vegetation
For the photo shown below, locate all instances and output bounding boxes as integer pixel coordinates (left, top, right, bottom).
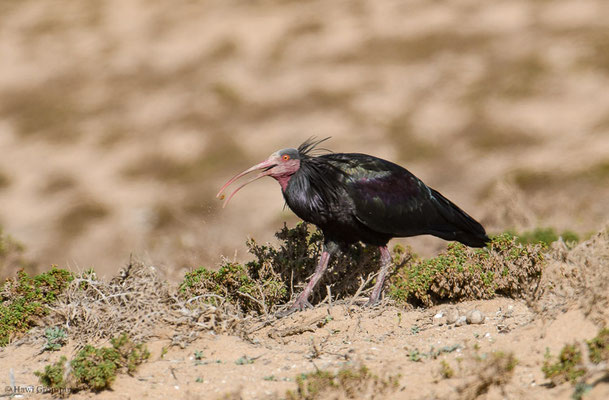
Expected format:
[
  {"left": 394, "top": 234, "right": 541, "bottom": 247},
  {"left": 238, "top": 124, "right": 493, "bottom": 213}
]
[
  {"left": 508, "top": 227, "right": 579, "bottom": 246},
  {"left": 542, "top": 344, "right": 586, "bottom": 386},
  {"left": 388, "top": 233, "right": 545, "bottom": 307},
  {"left": 542, "top": 328, "right": 609, "bottom": 396},
  {"left": 35, "top": 333, "right": 150, "bottom": 393},
  {"left": 179, "top": 261, "right": 287, "bottom": 314},
  {"left": 180, "top": 222, "right": 389, "bottom": 313},
  {"left": 180, "top": 223, "right": 548, "bottom": 313},
  {"left": 43, "top": 326, "right": 68, "bottom": 352},
  {"left": 35, "top": 356, "right": 68, "bottom": 390},
  {"left": 286, "top": 365, "right": 399, "bottom": 400},
  {"left": 440, "top": 360, "right": 454, "bottom": 379},
  {"left": 0, "top": 267, "right": 73, "bottom": 346}
]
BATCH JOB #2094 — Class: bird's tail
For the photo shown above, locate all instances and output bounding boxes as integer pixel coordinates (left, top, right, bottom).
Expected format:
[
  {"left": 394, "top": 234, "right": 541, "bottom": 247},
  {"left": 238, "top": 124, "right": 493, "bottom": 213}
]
[{"left": 427, "top": 188, "right": 490, "bottom": 248}]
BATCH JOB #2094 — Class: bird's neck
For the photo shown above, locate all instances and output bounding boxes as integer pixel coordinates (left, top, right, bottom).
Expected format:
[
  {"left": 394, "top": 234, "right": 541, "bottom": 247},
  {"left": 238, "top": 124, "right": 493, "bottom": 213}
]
[{"left": 274, "top": 174, "right": 293, "bottom": 191}]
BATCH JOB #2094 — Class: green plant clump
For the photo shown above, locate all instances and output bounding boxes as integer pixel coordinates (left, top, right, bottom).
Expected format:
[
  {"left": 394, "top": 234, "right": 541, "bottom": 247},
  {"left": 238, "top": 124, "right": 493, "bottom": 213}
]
[
  {"left": 542, "top": 328, "right": 609, "bottom": 391},
  {"left": 35, "top": 356, "right": 68, "bottom": 389},
  {"left": 43, "top": 326, "right": 68, "bottom": 351},
  {"left": 388, "top": 233, "right": 545, "bottom": 307},
  {"left": 0, "top": 267, "right": 73, "bottom": 346},
  {"left": 287, "top": 365, "right": 400, "bottom": 400},
  {"left": 179, "top": 261, "right": 287, "bottom": 314},
  {"left": 542, "top": 344, "right": 586, "bottom": 386},
  {"left": 179, "top": 222, "right": 393, "bottom": 313},
  {"left": 35, "top": 333, "right": 150, "bottom": 394},
  {"left": 509, "top": 227, "right": 579, "bottom": 246}
]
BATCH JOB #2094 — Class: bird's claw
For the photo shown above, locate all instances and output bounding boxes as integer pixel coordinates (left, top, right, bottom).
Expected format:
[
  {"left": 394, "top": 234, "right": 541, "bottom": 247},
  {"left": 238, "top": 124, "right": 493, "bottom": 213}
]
[
  {"left": 364, "top": 296, "right": 381, "bottom": 308},
  {"left": 275, "top": 298, "right": 313, "bottom": 318}
]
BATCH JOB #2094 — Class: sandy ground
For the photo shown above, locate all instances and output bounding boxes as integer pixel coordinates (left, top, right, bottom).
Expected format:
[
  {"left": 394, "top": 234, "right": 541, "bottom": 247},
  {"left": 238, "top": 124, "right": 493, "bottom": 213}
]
[{"left": 1, "top": 297, "right": 607, "bottom": 400}]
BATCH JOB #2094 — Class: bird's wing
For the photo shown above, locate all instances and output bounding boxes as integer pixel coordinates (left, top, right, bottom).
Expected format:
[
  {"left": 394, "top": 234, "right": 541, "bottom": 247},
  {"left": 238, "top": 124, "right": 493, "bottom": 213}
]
[{"left": 327, "top": 154, "right": 438, "bottom": 236}]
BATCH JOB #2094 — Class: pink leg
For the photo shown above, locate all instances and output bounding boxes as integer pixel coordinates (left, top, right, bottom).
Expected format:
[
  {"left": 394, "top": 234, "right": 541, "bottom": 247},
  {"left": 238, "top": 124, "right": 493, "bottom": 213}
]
[
  {"left": 366, "top": 246, "right": 392, "bottom": 306},
  {"left": 289, "top": 250, "right": 331, "bottom": 311}
]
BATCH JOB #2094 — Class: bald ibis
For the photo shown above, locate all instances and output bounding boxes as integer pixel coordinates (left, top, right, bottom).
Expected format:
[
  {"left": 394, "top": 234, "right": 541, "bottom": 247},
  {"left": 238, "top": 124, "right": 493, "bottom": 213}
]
[{"left": 217, "top": 138, "right": 489, "bottom": 312}]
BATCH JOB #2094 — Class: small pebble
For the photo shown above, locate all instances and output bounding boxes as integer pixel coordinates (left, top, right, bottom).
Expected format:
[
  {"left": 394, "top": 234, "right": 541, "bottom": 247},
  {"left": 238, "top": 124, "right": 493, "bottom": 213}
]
[
  {"left": 455, "top": 316, "right": 467, "bottom": 327},
  {"left": 445, "top": 308, "right": 460, "bottom": 324},
  {"left": 466, "top": 309, "right": 486, "bottom": 324}
]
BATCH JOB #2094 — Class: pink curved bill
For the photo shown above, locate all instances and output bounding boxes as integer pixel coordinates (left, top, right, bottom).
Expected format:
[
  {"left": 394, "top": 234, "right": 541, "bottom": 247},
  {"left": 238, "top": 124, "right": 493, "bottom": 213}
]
[{"left": 216, "top": 159, "right": 276, "bottom": 208}]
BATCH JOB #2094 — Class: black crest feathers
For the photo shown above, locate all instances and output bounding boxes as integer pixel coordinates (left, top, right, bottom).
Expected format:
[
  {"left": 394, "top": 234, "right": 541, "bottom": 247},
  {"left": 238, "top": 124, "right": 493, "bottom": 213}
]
[{"left": 297, "top": 137, "right": 332, "bottom": 157}]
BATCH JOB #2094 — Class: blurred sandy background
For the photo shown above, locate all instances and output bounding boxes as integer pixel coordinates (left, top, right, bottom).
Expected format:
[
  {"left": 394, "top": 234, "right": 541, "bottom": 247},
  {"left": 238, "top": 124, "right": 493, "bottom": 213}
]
[{"left": 1, "top": 0, "right": 608, "bottom": 280}]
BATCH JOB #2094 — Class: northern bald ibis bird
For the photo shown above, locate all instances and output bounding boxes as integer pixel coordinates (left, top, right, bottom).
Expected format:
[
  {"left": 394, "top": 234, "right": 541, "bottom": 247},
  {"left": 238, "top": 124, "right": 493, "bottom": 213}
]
[{"left": 217, "top": 138, "right": 489, "bottom": 312}]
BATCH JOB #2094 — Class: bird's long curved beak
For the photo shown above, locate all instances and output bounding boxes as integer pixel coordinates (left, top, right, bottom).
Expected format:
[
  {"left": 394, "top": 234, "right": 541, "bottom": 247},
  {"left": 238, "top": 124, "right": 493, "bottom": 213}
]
[{"left": 216, "top": 159, "right": 277, "bottom": 208}]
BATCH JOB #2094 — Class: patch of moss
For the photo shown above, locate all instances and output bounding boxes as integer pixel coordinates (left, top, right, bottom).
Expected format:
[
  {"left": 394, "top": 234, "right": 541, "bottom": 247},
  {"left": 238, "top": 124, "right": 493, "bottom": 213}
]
[
  {"left": 388, "top": 233, "right": 545, "bottom": 307},
  {"left": 0, "top": 267, "right": 73, "bottom": 346},
  {"left": 287, "top": 365, "right": 399, "bottom": 400},
  {"left": 35, "top": 334, "right": 149, "bottom": 394}
]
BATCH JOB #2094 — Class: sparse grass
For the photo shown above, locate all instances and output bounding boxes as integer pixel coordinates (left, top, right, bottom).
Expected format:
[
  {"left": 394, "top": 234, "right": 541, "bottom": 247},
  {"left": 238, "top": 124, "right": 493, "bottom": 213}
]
[
  {"left": 0, "top": 267, "right": 73, "bottom": 346},
  {"left": 389, "top": 233, "right": 545, "bottom": 307},
  {"left": 49, "top": 262, "right": 245, "bottom": 346},
  {"left": 35, "top": 333, "right": 149, "bottom": 394},
  {"left": 286, "top": 364, "right": 400, "bottom": 400}
]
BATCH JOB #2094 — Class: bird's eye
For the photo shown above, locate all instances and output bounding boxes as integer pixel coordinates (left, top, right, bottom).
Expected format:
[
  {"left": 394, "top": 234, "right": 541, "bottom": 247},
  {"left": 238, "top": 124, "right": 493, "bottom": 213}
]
[{"left": 282, "top": 154, "right": 290, "bottom": 161}]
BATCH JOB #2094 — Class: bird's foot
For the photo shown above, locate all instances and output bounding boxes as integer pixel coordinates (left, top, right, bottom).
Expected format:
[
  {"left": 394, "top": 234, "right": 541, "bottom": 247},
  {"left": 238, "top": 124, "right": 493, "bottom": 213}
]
[
  {"left": 291, "top": 298, "right": 314, "bottom": 311},
  {"left": 276, "top": 298, "right": 313, "bottom": 318},
  {"left": 363, "top": 295, "right": 382, "bottom": 308}
]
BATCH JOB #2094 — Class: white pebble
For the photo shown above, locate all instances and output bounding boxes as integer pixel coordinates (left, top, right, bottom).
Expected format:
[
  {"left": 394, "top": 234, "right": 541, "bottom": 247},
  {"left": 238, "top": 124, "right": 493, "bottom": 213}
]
[{"left": 466, "top": 309, "right": 486, "bottom": 324}]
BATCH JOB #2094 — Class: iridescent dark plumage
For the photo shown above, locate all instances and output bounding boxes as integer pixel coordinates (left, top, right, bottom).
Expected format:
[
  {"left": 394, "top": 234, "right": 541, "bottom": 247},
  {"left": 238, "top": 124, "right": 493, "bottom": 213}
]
[{"left": 218, "top": 138, "right": 489, "bottom": 313}]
